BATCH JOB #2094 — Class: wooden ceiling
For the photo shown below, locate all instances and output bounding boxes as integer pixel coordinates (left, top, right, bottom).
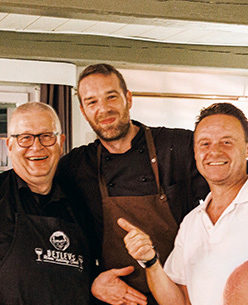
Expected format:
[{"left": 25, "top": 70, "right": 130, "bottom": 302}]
[{"left": 1, "top": 0, "right": 248, "bottom": 71}]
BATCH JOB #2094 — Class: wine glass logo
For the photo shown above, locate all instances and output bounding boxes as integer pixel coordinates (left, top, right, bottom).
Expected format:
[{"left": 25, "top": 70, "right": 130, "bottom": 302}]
[
  {"left": 78, "top": 255, "right": 84, "bottom": 271},
  {"left": 35, "top": 248, "right": 43, "bottom": 261}
]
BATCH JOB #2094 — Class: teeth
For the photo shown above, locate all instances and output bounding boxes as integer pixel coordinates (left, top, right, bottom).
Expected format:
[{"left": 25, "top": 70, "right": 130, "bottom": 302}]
[
  {"left": 28, "top": 156, "right": 48, "bottom": 161},
  {"left": 209, "top": 162, "right": 226, "bottom": 165}
]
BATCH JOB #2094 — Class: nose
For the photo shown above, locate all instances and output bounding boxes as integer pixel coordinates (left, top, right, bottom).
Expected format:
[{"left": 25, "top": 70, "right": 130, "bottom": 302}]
[
  {"left": 209, "top": 142, "right": 222, "bottom": 155},
  {"left": 98, "top": 98, "right": 110, "bottom": 114},
  {"left": 31, "top": 136, "right": 44, "bottom": 149}
]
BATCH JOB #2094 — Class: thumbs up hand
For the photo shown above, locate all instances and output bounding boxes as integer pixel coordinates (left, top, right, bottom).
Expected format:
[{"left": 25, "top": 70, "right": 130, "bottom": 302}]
[{"left": 117, "top": 218, "right": 155, "bottom": 262}]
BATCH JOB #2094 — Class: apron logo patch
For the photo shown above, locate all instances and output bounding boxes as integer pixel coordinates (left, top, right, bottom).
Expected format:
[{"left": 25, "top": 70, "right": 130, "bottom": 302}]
[
  {"left": 34, "top": 231, "right": 84, "bottom": 271},
  {"left": 50, "top": 231, "right": 70, "bottom": 251}
]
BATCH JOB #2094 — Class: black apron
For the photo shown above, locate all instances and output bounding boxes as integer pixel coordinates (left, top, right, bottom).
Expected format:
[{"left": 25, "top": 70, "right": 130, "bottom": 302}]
[
  {"left": 98, "top": 126, "right": 178, "bottom": 304},
  {"left": 0, "top": 189, "right": 91, "bottom": 305}
]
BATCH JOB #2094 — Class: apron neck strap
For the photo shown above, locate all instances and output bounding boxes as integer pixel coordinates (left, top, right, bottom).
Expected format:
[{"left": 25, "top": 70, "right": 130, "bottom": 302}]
[
  {"left": 143, "top": 125, "right": 163, "bottom": 194},
  {"left": 97, "top": 144, "right": 109, "bottom": 198}
]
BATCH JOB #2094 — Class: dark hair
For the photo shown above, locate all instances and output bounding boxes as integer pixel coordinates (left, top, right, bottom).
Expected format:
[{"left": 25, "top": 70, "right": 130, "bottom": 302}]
[
  {"left": 77, "top": 63, "right": 128, "bottom": 105},
  {"left": 195, "top": 102, "right": 248, "bottom": 142}
]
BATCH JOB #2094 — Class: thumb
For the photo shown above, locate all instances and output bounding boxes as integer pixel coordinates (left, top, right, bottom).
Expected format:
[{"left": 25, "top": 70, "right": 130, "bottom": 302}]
[
  {"left": 117, "top": 217, "right": 138, "bottom": 232},
  {"left": 113, "top": 266, "right": 135, "bottom": 277}
]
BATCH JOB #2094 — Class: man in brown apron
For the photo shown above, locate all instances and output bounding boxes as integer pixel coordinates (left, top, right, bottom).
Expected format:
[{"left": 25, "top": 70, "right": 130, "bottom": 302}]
[{"left": 57, "top": 64, "right": 209, "bottom": 304}]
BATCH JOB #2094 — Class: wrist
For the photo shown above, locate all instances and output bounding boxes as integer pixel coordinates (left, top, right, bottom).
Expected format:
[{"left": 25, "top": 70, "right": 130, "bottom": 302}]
[{"left": 137, "top": 249, "right": 159, "bottom": 269}]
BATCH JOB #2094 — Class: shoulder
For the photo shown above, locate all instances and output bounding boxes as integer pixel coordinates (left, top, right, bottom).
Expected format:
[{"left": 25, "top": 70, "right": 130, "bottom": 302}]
[
  {"left": 133, "top": 120, "right": 193, "bottom": 144},
  {"left": 0, "top": 169, "right": 12, "bottom": 185},
  {"left": 59, "top": 140, "right": 99, "bottom": 164},
  {"left": 57, "top": 140, "right": 100, "bottom": 179},
  {"left": 0, "top": 169, "right": 15, "bottom": 200},
  {"left": 151, "top": 126, "right": 193, "bottom": 143},
  {"left": 147, "top": 126, "right": 194, "bottom": 157},
  {"left": 179, "top": 203, "right": 203, "bottom": 230}
]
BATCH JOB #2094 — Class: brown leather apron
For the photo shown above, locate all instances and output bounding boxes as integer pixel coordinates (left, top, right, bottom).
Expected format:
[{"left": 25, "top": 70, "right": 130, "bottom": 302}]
[{"left": 98, "top": 126, "right": 178, "bottom": 297}]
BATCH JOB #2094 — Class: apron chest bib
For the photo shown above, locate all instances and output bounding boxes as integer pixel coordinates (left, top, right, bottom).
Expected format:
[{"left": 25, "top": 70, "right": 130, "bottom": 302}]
[
  {"left": 98, "top": 127, "right": 178, "bottom": 299},
  {"left": 0, "top": 212, "right": 91, "bottom": 305}
]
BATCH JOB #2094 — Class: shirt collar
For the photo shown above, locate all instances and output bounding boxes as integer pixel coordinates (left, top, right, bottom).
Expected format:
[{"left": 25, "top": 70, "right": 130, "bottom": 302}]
[
  {"left": 101, "top": 120, "right": 144, "bottom": 155},
  {"left": 199, "top": 177, "right": 248, "bottom": 213},
  {"left": 231, "top": 177, "right": 248, "bottom": 205},
  {"left": 198, "top": 192, "right": 212, "bottom": 212},
  {"left": 15, "top": 171, "right": 29, "bottom": 190},
  {"left": 14, "top": 171, "right": 65, "bottom": 202}
]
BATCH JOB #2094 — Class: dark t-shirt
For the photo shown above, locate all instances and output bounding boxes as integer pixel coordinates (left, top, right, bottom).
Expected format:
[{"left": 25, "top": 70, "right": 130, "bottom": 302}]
[{"left": 0, "top": 170, "right": 92, "bottom": 266}]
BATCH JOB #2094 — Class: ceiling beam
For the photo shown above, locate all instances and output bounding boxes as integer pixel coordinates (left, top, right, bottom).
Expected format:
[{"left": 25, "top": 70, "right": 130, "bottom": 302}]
[
  {"left": 1, "top": 31, "right": 248, "bottom": 70},
  {"left": 1, "top": 0, "right": 248, "bottom": 26}
]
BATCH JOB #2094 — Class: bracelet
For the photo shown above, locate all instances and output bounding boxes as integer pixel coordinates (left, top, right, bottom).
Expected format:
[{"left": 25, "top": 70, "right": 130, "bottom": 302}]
[
  {"left": 137, "top": 249, "right": 159, "bottom": 269},
  {"left": 144, "top": 251, "right": 158, "bottom": 268}
]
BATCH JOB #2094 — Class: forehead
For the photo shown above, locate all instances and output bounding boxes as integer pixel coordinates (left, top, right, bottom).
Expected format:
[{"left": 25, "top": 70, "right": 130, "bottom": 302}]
[
  {"left": 11, "top": 111, "right": 56, "bottom": 133},
  {"left": 194, "top": 114, "right": 245, "bottom": 140},
  {"left": 79, "top": 73, "right": 121, "bottom": 95}
]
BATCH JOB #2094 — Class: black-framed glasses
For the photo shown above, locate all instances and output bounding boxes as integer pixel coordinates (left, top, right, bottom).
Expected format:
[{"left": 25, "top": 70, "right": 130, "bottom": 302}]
[{"left": 11, "top": 132, "right": 59, "bottom": 148}]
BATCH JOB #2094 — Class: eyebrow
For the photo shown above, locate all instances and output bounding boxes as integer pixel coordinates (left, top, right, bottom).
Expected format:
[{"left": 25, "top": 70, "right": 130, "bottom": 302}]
[
  {"left": 83, "top": 90, "right": 120, "bottom": 102},
  {"left": 196, "top": 135, "right": 234, "bottom": 143},
  {"left": 106, "top": 90, "right": 119, "bottom": 95},
  {"left": 83, "top": 96, "right": 96, "bottom": 102}
]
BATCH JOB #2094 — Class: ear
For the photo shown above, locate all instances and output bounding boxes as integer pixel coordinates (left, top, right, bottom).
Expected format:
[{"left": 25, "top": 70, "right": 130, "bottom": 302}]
[
  {"left": 79, "top": 103, "right": 88, "bottom": 122},
  {"left": 126, "top": 90, "right": 133, "bottom": 109},
  {"left": 6, "top": 137, "right": 12, "bottom": 150},
  {"left": 5, "top": 137, "right": 12, "bottom": 158}
]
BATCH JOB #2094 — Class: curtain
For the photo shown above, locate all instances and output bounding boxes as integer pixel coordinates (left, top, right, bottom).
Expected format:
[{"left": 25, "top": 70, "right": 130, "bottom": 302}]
[{"left": 40, "top": 84, "right": 72, "bottom": 154}]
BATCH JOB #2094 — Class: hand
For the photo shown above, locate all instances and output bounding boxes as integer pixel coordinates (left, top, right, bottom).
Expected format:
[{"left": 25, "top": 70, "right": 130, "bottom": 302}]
[
  {"left": 117, "top": 218, "right": 155, "bottom": 262},
  {"left": 92, "top": 266, "right": 147, "bottom": 305}
]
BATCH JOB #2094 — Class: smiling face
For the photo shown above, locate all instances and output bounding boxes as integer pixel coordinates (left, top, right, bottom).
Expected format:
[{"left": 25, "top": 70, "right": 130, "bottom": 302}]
[
  {"left": 6, "top": 110, "right": 65, "bottom": 192},
  {"left": 194, "top": 114, "right": 248, "bottom": 188},
  {"left": 78, "top": 73, "right": 132, "bottom": 142}
]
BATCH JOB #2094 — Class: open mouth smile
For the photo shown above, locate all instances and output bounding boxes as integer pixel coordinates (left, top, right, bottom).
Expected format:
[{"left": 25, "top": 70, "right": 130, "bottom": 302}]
[
  {"left": 27, "top": 156, "right": 48, "bottom": 161},
  {"left": 208, "top": 161, "right": 227, "bottom": 166}
]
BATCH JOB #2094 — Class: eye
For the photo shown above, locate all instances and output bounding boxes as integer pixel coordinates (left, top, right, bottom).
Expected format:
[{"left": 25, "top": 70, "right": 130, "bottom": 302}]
[
  {"left": 19, "top": 134, "right": 32, "bottom": 141},
  {"left": 223, "top": 140, "right": 232, "bottom": 145},
  {"left": 86, "top": 100, "right": 97, "bottom": 107},
  {"left": 107, "top": 94, "right": 117, "bottom": 100},
  {"left": 200, "top": 141, "right": 209, "bottom": 147},
  {"left": 41, "top": 133, "right": 53, "bottom": 140}
]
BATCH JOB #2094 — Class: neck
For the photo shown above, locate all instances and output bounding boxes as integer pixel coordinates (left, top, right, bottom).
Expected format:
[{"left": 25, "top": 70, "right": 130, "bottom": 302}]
[
  {"left": 207, "top": 176, "right": 247, "bottom": 224},
  {"left": 100, "top": 122, "right": 140, "bottom": 154},
  {"left": 27, "top": 180, "right": 52, "bottom": 195}
]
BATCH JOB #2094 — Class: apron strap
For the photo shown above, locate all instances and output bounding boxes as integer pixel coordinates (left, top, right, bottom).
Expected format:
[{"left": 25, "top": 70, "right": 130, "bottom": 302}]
[
  {"left": 143, "top": 126, "right": 164, "bottom": 196},
  {"left": 97, "top": 144, "right": 109, "bottom": 199}
]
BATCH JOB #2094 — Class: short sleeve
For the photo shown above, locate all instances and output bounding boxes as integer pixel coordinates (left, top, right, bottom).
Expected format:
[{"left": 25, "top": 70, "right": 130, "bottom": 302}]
[{"left": 163, "top": 226, "right": 186, "bottom": 285}]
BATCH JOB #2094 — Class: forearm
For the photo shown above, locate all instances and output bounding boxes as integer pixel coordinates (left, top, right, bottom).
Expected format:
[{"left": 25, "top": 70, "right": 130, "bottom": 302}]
[{"left": 146, "top": 261, "right": 187, "bottom": 305}]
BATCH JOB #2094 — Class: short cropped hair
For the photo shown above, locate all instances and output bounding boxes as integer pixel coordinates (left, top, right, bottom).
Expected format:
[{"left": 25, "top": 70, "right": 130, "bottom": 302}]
[
  {"left": 77, "top": 63, "right": 128, "bottom": 105},
  {"left": 8, "top": 102, "right": 62, "bottom": 136},
  {"left": 195, "top": 102, "right": 248, "bottom": 142}
]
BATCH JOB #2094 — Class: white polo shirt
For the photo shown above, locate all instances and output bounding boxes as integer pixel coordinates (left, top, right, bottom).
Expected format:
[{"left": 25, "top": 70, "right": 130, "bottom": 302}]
[{"left": 164, "top": 179, "right": 248, "bottom": 305}]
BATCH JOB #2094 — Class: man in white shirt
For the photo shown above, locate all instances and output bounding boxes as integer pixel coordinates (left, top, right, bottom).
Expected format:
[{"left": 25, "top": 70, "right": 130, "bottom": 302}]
[{"left": 118, "top": 102, "right": 248, "bottom": 305}]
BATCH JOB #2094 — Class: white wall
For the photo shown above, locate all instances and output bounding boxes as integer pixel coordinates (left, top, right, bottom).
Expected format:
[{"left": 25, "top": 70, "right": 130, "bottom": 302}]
[
  {"left": 72, "top": 94, "right": 97, "bottom": 148},
  {"left": 72, "top": 66, "right": 248, "bottom": 147},
  {"left": 0, "top": 59, "right": 76, "bottom": 86}
]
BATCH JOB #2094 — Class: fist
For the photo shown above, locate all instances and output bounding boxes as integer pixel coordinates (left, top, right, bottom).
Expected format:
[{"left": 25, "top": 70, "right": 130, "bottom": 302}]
[{"left": 117, "top": 218, "right": 155, "bottom": 261}]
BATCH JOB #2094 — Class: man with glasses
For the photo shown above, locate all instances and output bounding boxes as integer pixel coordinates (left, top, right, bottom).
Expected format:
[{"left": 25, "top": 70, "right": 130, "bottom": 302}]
[{"left": 0, "top": 102, "right": 93, "bottom": 304}]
